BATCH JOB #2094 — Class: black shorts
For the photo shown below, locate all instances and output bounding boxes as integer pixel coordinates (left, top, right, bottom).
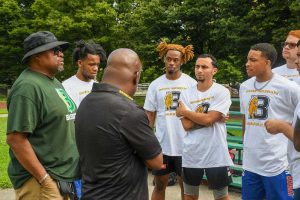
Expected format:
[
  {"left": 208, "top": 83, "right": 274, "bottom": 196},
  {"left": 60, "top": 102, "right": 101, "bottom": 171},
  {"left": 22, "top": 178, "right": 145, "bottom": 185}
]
[
  {"left": 182, "top": 167, "right": 232, "bottom": 190},
  {"left": 152, "top": 155, "right": 182, "bottom": 176}
]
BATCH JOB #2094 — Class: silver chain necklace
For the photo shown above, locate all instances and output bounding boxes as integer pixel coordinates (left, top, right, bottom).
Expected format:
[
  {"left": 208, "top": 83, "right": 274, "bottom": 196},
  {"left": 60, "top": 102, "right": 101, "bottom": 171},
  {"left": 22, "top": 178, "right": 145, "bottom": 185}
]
[{"left": 254, "top": 74, "right": 273, "bottom": 90}]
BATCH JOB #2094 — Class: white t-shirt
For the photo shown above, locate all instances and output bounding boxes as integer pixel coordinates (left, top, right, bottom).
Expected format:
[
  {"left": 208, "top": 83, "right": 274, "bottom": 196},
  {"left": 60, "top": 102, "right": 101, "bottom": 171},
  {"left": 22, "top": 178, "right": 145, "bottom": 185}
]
[
  {"left": 288, "top": 103, "right": 300, "bottom": 189},
  {"left": 272, "top": 64, "right": 300, "bottom": 85},
  {"left": 144, "top": 73, "right": 197, "bottom": 156},
  {"left": 239, "top": 74, "right": 300, "bottom": 176},
  {"left": 62, "top": 75, "right": 95, "bottom": 107},
  {"left": 180, "top": 83, "right": 233, "bottom": 168}
]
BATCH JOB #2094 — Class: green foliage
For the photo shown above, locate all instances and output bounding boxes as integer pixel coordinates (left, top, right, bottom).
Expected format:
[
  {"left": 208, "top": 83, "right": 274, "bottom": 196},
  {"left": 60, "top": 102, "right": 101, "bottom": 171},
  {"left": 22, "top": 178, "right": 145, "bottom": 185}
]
[
  {"left": 0, "top": 0, "right": 299, "bottom": 85},
  {"left": 141, "top": 65, "right": 163, "bottom": 83},
  {"left": 133, "top": 96, "right": 145, "bottom": 106},
  {"left": 27, "top": 0, "right": 118, "bottom": 81},
  {"left": 0, "top": 0, "right": 29, "bottom": 84},
  {"left": 215, "top": 56, "right": 243, "bottom": 85}
]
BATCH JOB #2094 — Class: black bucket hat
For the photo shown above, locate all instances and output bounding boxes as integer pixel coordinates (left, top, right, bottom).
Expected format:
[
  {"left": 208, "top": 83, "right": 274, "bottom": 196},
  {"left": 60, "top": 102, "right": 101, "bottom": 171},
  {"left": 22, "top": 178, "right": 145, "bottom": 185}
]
[{"left": 22, "top": 31, "right": 69, "bottom": 63}]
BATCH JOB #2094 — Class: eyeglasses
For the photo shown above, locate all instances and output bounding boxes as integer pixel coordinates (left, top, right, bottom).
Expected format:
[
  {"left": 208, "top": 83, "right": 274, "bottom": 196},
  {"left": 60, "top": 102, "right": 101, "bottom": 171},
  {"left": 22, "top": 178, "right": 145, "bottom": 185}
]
[
  {"left": 281, "top": 42, "right": 298, "bottom": 49},
  {"left": 52, "top": 47, "right": 63, "bottom": 55}
]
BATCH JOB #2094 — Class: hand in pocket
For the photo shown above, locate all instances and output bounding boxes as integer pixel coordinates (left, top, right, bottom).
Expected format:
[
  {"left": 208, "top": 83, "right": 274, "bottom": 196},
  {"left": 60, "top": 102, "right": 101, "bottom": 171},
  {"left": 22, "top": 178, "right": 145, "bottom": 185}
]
[{"left": 40, "top": 176, "right": 63, "bottom": 200}]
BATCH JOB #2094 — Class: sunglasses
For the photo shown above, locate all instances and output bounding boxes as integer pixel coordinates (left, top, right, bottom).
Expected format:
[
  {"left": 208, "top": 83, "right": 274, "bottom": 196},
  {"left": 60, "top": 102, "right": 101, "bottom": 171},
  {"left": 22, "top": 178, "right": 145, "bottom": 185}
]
[
  {"left": 281, "top": 42, "right": 298, "bottom": 49},
  {"left": 52, "top": 46, "right": 63, "bottom": 55}
]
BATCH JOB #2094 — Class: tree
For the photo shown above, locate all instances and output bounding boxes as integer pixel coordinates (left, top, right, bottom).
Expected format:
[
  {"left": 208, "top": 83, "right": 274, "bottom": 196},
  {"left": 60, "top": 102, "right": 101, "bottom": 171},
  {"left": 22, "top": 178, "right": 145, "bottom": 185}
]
[
  {"left": 0, "top": 0, "right": 31, "bottom": 86},
  {"left": 0, "top": 0, "right": 299, "bottom": 86}
]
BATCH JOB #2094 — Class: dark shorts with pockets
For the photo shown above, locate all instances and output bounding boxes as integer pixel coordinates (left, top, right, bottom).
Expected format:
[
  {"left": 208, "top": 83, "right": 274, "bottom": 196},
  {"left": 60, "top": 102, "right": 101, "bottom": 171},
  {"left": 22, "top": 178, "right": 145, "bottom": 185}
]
[
  {"left": 152, "top": 155, "right": 182, "bottom": 176},
  {"left": 182, "top": 166, "right": 232, "bottom": 190}
]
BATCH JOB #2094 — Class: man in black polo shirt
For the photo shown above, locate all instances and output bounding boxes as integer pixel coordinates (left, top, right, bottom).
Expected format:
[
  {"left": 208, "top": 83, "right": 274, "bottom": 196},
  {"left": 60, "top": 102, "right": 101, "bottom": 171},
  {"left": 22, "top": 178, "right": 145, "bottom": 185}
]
[{"left": 75, "top": 48, "right": 164, "bottom": 200}]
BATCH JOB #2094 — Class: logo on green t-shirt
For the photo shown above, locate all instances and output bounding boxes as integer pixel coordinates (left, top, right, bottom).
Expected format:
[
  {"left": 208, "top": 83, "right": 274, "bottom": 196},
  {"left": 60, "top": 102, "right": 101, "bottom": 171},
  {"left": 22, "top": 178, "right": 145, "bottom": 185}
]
[{"left": 56, "top": 88, "right": 76, "bottom": 113}]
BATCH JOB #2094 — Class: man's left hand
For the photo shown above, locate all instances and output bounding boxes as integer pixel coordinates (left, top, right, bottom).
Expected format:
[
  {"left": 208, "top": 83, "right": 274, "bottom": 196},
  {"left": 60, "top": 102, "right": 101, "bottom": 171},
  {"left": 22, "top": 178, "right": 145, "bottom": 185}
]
[{"left": 176, "top": 101, "right": 186, "bottom": 117}]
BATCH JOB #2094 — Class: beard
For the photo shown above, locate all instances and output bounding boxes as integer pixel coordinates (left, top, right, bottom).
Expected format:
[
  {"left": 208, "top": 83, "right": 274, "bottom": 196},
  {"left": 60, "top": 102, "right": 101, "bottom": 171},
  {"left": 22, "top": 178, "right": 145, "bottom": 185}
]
[
  {"left": 196, "top": 78, "right": 205, "bottom": 82},
  {"left": 48, "top": 65, "right": 63, "bottom": 76},
  {"left": 57, "top": 64, "right": 64, "bottom": 72},
  {"left": 83, "top": 72, "right": 96, "bottom": 80},
  {"left": 196, "top": 76, "right": 205, "bottom": 82},
  {"left": 166, "top": 69, "right": 175, "bottom": 74},
  {"left": 166, "top": 66, "right": 180, "bottom": 75}
]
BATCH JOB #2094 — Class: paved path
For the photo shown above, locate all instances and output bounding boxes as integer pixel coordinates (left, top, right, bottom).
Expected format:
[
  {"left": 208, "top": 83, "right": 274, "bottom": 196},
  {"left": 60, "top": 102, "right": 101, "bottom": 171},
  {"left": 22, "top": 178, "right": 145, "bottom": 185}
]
[
  {"left": 0, "top": 173, "right": 241, "bottom": 200},
  {"left": 0, "top": 189, "right": 13, "bottom": 200},
  {"left": 147, "top": 173, "right": 241, "bottom": 200},
  {"left": 0, "top": 114, "right": 7, "bottom": 118}
]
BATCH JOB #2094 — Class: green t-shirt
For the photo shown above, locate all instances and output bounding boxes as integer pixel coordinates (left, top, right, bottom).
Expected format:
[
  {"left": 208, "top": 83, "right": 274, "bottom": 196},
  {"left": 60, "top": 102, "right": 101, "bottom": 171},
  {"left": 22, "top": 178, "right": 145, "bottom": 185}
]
[{"left": 7, "top": 68, "right": 80, "bottom": 189}]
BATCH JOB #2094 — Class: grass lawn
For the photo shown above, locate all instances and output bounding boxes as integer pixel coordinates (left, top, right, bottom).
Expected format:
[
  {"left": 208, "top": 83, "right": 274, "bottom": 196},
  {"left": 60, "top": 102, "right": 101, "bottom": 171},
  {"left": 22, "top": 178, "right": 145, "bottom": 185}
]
[
  {"left": 0, "top": 108, "right": 7, "bottom": 114},
  {"left": 0, "top": 117, "right": 12, "bottom": 188}
]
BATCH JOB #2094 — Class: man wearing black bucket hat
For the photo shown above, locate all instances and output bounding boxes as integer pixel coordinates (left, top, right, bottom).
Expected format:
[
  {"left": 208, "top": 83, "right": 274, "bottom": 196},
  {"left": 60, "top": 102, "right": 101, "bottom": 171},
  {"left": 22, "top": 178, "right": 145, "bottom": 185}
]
[{"left": 6, "top": 31, "right": 80, "bottom": 200}]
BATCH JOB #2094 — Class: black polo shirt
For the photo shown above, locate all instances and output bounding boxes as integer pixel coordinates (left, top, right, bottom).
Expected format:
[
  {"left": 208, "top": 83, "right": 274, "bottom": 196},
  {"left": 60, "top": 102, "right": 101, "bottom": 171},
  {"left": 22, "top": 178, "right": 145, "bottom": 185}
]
[{"left": 75, "top": 83, "right": 162, "bottom": 200}]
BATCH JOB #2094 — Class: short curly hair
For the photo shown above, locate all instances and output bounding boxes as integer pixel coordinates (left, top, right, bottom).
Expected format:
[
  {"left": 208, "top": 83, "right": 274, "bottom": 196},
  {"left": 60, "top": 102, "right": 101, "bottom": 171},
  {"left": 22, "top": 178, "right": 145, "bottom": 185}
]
[{"left": 250, "top": 43, "right": 277, "bottom": 66}]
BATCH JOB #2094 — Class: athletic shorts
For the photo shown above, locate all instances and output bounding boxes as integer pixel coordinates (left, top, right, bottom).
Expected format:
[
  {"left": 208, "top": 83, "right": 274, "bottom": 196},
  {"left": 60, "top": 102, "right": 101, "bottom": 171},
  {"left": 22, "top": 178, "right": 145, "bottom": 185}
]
[
  {"left": 242, "top": 170, "right": 293, "bottom": 200},
  {"left": 182, "top": 166, "right": 232, "bottom": 190},
  {"left": 152, "top": 155, "right": 182, "bottom": 176}
]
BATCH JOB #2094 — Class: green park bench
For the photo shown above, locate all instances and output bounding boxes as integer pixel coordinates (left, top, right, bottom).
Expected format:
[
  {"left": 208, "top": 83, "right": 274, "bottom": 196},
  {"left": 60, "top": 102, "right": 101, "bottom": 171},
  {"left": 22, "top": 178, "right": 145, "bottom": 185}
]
[
  {"left": 226, "top": 105, "right": 243, "bottom": 189},
  {"left": 229, "top": 111, "right": 243, "bottom": 116},
  {"left": 231, "top": 98, "right": 240, "bottom": 103},
  {"left": 227, "top": 121, "right": 242, "bottom": 126},
  {"left": 227, "top": 142, "right": 243, "bottom": 165},
  {"left": 230, "top": 175, "right": 242, "bottom": 188},
  {"left": 227, "top": 135, "right": 243, "bottom": 144},
  {"left": 230, "top": 164, "right": 243, "bottom": 173},
  {"left": 226, "top": 124, "right": 242, "bottom": 132}
]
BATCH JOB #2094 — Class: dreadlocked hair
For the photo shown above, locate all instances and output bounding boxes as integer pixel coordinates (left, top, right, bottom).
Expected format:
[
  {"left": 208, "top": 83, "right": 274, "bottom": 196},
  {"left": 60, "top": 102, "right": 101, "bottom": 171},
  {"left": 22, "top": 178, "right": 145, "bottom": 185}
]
[{"left": 156, "top": 41, "right": 194, "bottom": 64}]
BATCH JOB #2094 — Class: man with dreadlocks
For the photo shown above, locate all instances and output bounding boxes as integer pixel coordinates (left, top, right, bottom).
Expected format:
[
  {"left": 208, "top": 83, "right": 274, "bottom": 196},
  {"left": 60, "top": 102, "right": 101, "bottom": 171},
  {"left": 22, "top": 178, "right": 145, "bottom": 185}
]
[
  {"left": 144, "top": 41, "right": 196, "bottom": 200},
  {"left": 63, "top": 40, "right": 107, "bottom": 107}
]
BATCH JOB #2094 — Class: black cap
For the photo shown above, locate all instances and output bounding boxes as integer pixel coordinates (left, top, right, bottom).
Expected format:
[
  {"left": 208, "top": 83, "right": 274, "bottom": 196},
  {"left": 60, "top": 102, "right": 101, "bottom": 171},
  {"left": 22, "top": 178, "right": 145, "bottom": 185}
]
[{"left": 22, "top": 31, "right": 69, "bottom": 63}]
